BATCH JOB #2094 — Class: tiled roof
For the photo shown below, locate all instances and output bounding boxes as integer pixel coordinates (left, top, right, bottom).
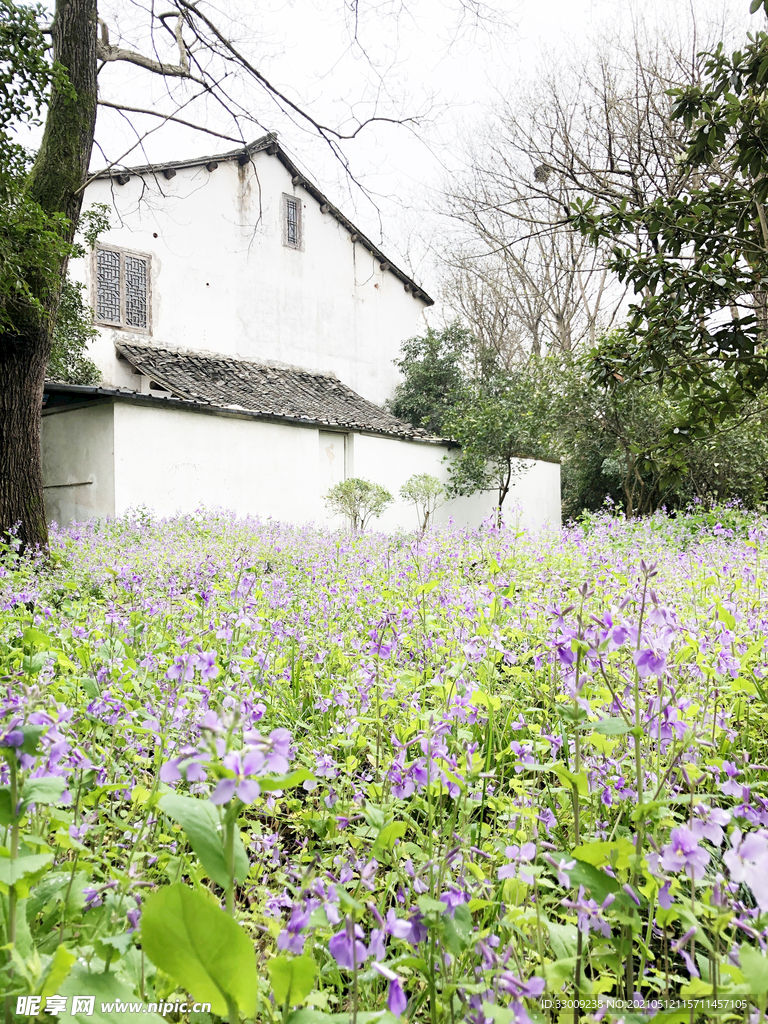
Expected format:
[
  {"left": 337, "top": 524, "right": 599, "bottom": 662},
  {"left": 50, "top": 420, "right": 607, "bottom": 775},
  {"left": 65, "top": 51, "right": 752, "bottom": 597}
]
[{"left": 115, "top": 343, "right": 436, "bottom": 441}]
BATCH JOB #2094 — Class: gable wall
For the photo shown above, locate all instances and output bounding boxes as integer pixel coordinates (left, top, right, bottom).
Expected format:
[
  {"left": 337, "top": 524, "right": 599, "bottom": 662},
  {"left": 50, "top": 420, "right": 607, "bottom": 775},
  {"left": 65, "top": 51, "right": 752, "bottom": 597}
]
[{"left": 70, "top": 153, "right": 429, "bottom": 406}]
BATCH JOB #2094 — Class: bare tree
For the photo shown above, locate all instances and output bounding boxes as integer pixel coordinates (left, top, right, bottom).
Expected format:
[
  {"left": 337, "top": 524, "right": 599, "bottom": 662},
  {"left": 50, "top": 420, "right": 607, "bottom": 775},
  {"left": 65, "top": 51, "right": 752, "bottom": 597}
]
[{"left": 438, "top": 4, "right": 747, "bottom": 361}]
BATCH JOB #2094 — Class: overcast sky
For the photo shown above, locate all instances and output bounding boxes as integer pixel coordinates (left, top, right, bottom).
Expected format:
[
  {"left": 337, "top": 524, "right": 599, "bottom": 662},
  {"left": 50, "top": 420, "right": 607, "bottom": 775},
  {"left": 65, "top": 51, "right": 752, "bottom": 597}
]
[{"left": 90, "top": 0, "right": 754, "bottom": 301}]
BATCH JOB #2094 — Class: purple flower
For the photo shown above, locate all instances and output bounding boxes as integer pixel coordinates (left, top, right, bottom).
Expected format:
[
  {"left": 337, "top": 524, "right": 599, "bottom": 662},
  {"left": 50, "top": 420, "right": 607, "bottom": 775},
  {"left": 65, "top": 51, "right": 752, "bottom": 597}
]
[
  {"left": 660, "top": 826, "right": 710, "bottom": 881},
  {"left": 277, "top": 904, "right": 310, "bottom": 954},
  {"left": 196, "top": 651, "right": 219, "bottom": 682},
  {"left": 385, "top": 909, "right": 412, "bottom": 939},
  {"left": 634, "top": 648, "right": 666, "bottom": 677},
  {"left": 406, "top": 909, "right": 428, "bottom": 946},
  {"left": 544, "top": 854, "right": 575, "bottom": 885},
  {"left": 166, "top": 654, "right": 196, "bottom": 682},
  {"left": 0, "top": 728, "right": 23, "bottom": 749},
  {"left": 498, "top": 842, "right": 536, "bottom": 883},
  {"left": 723, "top": 828, "right": 768, "bottom": 912},
  {"left": 387, "top": 978, "right": 407, "bottom": 1017},
  {"left": 692, "top": 805, "right": 731, "bottom": 847},
  {"left": 658, "top": 881, "right": 674, "bottom": 909},
  {"left": 211, "top": 749, "right": 265, "bottom": 804},
  {"left": 561, "top": 886, "right": 615, "bottom": 938},
  {"left": 328, "top": 919, "right": 368, "bottom": 969},
  {"left": 671, "top": 926, "right": 699, "bottom": 977}
]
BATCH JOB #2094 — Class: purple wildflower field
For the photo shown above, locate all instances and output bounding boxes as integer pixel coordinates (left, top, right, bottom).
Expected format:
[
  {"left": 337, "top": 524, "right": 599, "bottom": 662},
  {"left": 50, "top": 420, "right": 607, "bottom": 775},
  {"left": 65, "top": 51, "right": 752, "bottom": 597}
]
[{"left": 2, "top": 506, "right": 768, "bottom": 1024}]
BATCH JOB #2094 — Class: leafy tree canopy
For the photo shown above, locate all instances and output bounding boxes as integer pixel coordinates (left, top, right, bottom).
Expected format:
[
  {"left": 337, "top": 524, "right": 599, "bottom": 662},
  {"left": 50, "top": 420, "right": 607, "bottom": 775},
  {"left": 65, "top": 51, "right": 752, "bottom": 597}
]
[
  {"left": 324, "top": 478, "right": 394, "bottom": 532},
  {"left": 387, "top": 323, "right": 473, "bottom": 436},
  {"left": 571, "top": 27, "right": 768, "bottom": 440},
  {"left": 0, "top": 1, "right": 76, "bottom": 331},
  {"left": 47, "top": 278, "right": 100, "bottom": 385}
]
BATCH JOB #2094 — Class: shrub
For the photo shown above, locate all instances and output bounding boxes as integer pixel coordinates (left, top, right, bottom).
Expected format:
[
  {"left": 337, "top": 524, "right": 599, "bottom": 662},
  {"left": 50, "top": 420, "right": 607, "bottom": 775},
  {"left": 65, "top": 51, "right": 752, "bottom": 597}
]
[
  {"left": 324, "top": 477, "right": 393, "bottom": 531},
  {"left": 400, "top": 472, "right": 444, "bottom": 532}
]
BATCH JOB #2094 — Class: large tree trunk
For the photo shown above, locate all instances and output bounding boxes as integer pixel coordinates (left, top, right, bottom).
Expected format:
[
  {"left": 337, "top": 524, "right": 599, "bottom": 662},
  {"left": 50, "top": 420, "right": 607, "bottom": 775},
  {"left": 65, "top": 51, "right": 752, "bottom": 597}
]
[{"left": 0, "top": 0, "right": 97, "bottom": 551}]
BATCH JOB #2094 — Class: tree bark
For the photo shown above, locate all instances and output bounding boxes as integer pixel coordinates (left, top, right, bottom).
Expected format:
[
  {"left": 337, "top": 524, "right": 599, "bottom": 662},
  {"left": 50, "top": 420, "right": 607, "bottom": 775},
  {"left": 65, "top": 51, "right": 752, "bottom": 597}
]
[{"left": 0, "top": 0, "right": 98, "bottom": 551}]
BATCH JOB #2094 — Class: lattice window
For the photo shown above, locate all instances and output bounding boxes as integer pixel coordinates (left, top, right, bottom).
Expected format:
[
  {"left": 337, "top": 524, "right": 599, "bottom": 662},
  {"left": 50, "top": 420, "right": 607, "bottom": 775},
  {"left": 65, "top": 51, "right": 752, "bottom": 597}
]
[
  {"left": 94, "top": 247, "right": 151, "bottom": 331},
  {"left": 96, "top": 249, "right": 121, "bottom": 323},
  {"left": 125, "top": 256, "right": 148, "bottom": 328},
  {"left": 282, "top": 194, "right": 302, "bottom": 249}
]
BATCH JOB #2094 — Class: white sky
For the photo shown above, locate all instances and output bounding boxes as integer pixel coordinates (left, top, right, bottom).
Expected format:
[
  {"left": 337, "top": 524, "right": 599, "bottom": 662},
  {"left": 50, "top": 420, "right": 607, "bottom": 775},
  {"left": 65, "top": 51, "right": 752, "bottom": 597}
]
[{"left": 89, "top": 0, "right": 754, "bottom": 301}]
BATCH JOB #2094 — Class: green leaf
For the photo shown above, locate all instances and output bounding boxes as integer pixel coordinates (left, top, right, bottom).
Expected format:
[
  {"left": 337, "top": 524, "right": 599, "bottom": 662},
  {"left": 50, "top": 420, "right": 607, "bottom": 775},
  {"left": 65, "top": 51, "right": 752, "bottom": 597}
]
[
  {"left": 371, "top": 821, "right": 406, "bottom": 858},
  {"left": 552, "top": 765, "right": 589, "bottom": 796},
  {"left": 561, "top": 858, "right": 619, "bottom": 903},
  {"left": 547, "top": 920, "right": 578, "bottom": 960},
  {"left": 23, "top": 776, "right": 66, "bottom": 806},
  {"left": 59, "top": 963, "right": 165, "bottom": 1024},
  {"left": 739, "top": 947, "right": 768, "bottom": 994},
  {"left": 0, "top": 852, "right": 53, "bottom": 889},
  {"left": 159, "top": 793, "right": 248, "bottom": 888},
  {"left": 40, "top": 945, "right": 76, "bottom": 997},
  {"left": 140, "top": 883, "right": 257, "bottom": 1017},
  {"left": 417, "top": 895, "right": 446, "bottom": 915},
  {"left": 268, "top": 954, "right": 318, "bottom": 1008},
  {"left": 23, "top": 626, "right": 51, "bottom": 650},
  {"left": 589, "top": 717, "right": 632, "bottom": 736},
  {"left": 442, "top": 903, "right": 473, "bottom": 955},
  {"left": 571, "top": 838, "right": 635, "bottom": 871},
  {"left": 258, "top": 768, "right": 316, "bottom": 792},
  {"left": 0, "top": 785, "right": 12, "bottom": 826},
  {"left": 481, "top": 1003, "right": 518, "bottom": 1024}
]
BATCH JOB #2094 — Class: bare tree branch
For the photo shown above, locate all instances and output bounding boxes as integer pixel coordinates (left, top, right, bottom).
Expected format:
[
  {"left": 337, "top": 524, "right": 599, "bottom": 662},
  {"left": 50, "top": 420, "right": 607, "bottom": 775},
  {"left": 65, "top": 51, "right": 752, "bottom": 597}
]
[{"left": 96, "top": 100, "right": 245, "bottom": 145}]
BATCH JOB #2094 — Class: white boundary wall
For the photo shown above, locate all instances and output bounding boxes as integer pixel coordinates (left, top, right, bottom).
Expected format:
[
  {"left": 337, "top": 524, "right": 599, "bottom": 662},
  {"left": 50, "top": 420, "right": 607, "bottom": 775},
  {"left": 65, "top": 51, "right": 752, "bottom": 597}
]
[{"left": 42, "top": 401, "right": 561, "bottom": 532}]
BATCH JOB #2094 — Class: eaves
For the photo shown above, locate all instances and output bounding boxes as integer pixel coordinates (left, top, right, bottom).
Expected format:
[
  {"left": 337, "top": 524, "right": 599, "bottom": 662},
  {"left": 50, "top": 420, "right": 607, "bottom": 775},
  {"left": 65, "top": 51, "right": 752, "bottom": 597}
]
[{"left": 42, "top": 383, "right": 455, "bottom": 448}]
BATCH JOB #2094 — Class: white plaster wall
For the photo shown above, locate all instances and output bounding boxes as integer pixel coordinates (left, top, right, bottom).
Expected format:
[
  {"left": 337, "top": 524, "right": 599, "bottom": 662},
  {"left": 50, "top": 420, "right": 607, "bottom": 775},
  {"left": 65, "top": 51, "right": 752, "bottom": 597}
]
[
  {"left": 111, "top": 402, "right": 319, "bottom": 521},
  {"left": 42, "top": 402, "right": 561, "bottom": 532},
  {"left": 70, "top": 153, "right": 429, "bottom": 406},
  {"left": 351, "top": 433, "right": 562, "bottom": 532},
  {"left": 41, "top": 404, "right": 115, "bottom": 524}
]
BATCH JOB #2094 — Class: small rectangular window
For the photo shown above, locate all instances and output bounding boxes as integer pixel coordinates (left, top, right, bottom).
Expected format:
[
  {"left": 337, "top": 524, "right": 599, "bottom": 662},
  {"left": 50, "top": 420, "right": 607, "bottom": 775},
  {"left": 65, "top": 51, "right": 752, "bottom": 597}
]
[
  {"left": 282, "top": 194, "right": 302, "bottom": 249},
  {"left": 94, "top": 247, "right": 151, "bottom": 331}
]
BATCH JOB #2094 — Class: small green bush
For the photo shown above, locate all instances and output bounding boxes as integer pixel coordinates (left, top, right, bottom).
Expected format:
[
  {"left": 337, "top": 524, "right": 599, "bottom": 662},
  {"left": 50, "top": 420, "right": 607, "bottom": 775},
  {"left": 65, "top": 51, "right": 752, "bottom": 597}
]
[
  {"left": 400, "top": 473, "right": 444, "bottom": 533},
  {"left": 324, "top": 477, "right": 393, "bottom": 531}
]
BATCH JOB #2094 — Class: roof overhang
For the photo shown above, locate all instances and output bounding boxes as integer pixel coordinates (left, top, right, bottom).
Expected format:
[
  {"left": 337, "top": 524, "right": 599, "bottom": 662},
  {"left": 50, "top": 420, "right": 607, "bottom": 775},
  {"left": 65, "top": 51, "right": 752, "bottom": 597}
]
[{"left": 42, "top": 381, "right": 453, "bottom": 447}]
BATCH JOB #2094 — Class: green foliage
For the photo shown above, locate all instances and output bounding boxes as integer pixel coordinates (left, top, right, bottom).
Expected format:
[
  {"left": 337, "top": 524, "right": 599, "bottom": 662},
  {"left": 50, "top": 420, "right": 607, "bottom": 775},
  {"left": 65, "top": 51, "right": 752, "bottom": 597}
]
[
  {"left": 569, "top": 26, "right": 768, "bottom": 447},
  {"left": 268, "top": 955, "right": 317, "bottom": 1010},
  {"left": 443, "top": 360, "right": 558, "bottom": 516},
  {"left": 159, "top": 793, "right": 249, "bottom": 889},
  {"left": 0, "top": 1, "right": 62, "bottom": 153},
  {"left": 388, "top": 323, "right": 473, "bottom": 435},
  {"left": 47, "top": 278, "right": 101, "bottom": 385},
  {"left": 324, "top": 478, "right": 393, "bottom": 531},
  {"left": 399, "top": 473, "right": 444, "bottom": 532},
  {"left": 391, "top": 327, "right": 558, "bottom": 517},
  {"left": 547, "top": 334, "right": 768, "bottom": 519},
  {"left": 140, "top": 884, "right": 257, "bottom": 1017},
  {"left": 0, "top": 1, "right": 77, "bottom": 331}
]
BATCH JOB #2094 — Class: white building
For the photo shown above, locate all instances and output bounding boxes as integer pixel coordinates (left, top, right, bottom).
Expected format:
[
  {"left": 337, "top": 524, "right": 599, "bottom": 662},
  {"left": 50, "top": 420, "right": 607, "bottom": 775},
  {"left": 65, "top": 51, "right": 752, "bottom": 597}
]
[{"left": 42, "top": 135, "right": 561, "bottom": 532}]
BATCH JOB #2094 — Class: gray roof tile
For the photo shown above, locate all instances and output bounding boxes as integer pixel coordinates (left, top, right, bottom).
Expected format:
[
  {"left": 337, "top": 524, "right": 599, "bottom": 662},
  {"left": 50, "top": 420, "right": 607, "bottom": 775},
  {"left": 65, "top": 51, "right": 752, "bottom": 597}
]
[{"left": 116, "top": 343, "right": 435, "bottom": 441}]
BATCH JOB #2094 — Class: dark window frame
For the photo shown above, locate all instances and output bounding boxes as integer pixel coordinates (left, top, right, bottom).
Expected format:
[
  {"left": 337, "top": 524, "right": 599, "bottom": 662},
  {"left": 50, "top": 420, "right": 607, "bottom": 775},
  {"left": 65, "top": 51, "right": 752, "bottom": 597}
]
[
  {"left": 92, "top": 245, "right": 152, "bottom": 333},
  {"left": 282, "top": 194, "right": 303, "bottom": 250}
]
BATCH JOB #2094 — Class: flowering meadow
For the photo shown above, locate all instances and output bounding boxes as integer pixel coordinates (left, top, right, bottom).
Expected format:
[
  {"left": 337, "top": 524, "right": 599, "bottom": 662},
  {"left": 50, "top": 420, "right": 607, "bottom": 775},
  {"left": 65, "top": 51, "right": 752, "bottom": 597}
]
[{"left": 2, "top": 507, "right": 768, "bottom": 1024}]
